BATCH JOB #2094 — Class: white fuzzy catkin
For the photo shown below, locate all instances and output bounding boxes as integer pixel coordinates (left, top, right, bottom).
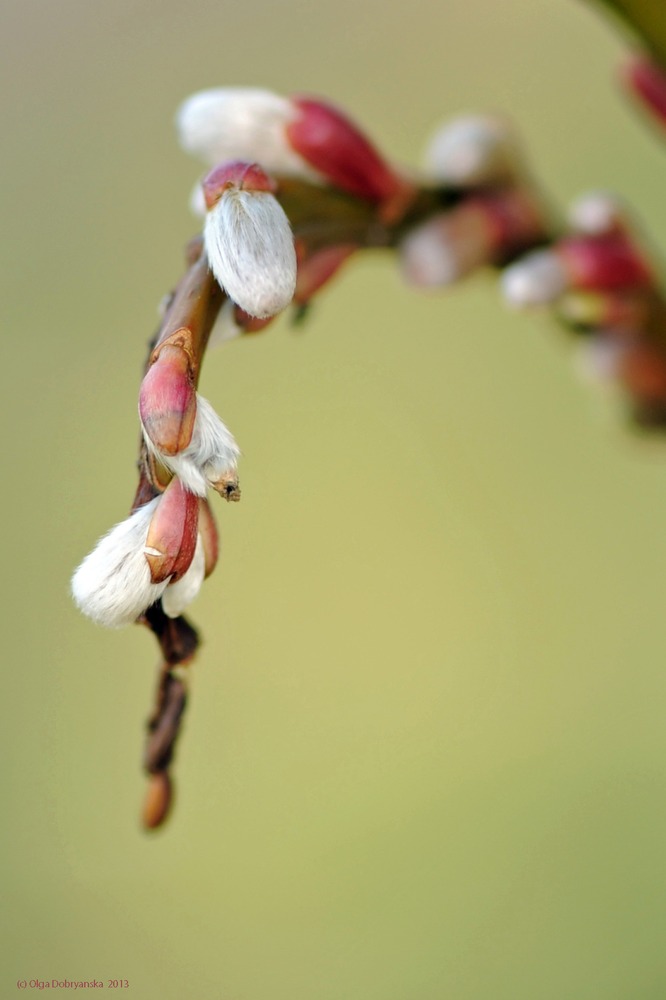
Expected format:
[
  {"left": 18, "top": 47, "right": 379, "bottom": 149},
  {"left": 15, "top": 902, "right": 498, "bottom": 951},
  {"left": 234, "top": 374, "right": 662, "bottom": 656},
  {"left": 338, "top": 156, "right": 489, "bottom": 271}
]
[
  {"left": 568, "top": 191, "right": 624, "bottom": 236},
  {"left": 162, "top": 534, "right": 206, "bottom": 618},
  {"left": 501, "top": 250, "right": 568, "bottom": 308},
  {"left": 176, "top": 87, "right": 320, "bottom": 181},
  {"left": 424, "top": 115, "right": 519, "bottom": 186},
  {"left": 573, "top": 333, "right": 629, "bottom": 385},
  {"left": 400, "top": 216, "right": 467, "bottom": 287},
  {"left": 204, "top": 188, "right": 297, "bottom": 318},
  {"left": 142, "top": 394, "right": 240, "bottom": 497},
  {"left": 71, "top": 499, "right": 168, "bottom": 628}
]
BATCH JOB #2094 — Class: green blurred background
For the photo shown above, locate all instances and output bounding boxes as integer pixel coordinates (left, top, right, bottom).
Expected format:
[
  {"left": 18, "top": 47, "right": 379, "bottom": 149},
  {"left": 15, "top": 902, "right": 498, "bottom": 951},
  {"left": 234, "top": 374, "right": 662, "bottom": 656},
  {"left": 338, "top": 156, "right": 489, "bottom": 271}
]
[{"left": 4, "top": 0, "right": 666, "bottom": 997}]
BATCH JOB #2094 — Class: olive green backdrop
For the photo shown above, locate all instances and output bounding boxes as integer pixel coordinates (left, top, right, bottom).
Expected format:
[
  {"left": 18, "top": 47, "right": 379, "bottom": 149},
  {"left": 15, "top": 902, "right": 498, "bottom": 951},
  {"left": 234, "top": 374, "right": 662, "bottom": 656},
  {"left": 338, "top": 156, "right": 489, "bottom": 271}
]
[{"left": 4, "top": 0, "right": 666, "bottom": 997}]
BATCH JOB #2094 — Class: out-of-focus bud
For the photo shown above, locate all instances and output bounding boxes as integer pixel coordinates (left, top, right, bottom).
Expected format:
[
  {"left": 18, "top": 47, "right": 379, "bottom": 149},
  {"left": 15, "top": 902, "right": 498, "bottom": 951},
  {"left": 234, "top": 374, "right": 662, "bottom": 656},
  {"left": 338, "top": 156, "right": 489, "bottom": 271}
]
[
  {"left": 502, "top": 249, "right": 567, "bottom": 307},
  {"left": 502, "top": 235, "right": 653, "bottom": 307},
  {"left": 203, "top": 160, "right": 297, "bottom": 319},
  {"left": 139, "top": 344, "right": 197, "bottom": 456},
  {"left": 143, "top": 393, "right": 240, "bottom": 499},
  {"left": 72, "top": 499, "right": 169, "bottom": 628},
  {"left": 400, "top": 189, "right": 544, "bottom": 287},
  {"left": 142, "top": 771, "right": 173, "bottom": 830},
  {"left": 567, "top": 191, "right": 626, "bottom": 236},
  {"left": 573, "top": 332, "right": 631, "bottom": 385},
  {"left": 143, "top": 478, "right": 199, "bottom": 584},
  {"left": 294, "top": 243, "right": 356, "bottom": 305},
  {"left": 162, "top": 535, "right": 206, "bottom": 618},
  {"left": 197, "top": 499, "right": 219, "bottom": 578},
  {"left": 176, "top": 88, "right": 321, "bottom": 179},
  {"left": 623, "top": 56, "right": 666, "bottom": 128},
  {"left": 423, "top": 114, "right": 522, "bottom": 186}
]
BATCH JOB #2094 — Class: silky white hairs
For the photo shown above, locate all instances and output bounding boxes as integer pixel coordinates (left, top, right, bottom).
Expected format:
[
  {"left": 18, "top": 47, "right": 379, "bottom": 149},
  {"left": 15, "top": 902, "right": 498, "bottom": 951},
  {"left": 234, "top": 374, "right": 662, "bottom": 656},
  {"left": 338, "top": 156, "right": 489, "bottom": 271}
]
[
  {"left": 71, "top": 499, "right": 168, "bottom": 628},
  {"left": 161, "top": 535, "right": 206, "bottom": 618},
  {"left": 176, "top": 87, "right": 319, "bottom": 180},
  {"left": 142, "top": 394, "right": 240, "bottom": 497},
  {"left": 204, "top": 188, "right": 297, "bottom": 319}
]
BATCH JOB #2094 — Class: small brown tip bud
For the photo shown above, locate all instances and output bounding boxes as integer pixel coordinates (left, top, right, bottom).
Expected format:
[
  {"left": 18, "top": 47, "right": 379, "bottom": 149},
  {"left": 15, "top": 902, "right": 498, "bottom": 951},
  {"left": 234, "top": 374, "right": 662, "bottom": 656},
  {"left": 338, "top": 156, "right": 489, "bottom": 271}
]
[
  {"left": 210, "top": 474, "right": 241, "bottom": 502},
  {"left": 141, "top": 771, "right": 173, "bottom": 830}
]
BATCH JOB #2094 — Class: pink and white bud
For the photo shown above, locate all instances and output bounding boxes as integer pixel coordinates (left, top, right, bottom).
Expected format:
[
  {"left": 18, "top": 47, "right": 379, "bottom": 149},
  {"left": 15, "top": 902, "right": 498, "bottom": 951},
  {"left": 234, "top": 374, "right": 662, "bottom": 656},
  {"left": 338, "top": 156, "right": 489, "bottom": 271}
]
[
  {"left": 176, "top": 87, "right": 321, "bottom": 179},
  {"left": 177, "top": 88, "right": 408, "bottom": 210},
  {"left": 502, "top": 249, "right": 568, "bottom": 307},
  {"left": 143, "top": 477, "right": 199, "bottom": 584},
  {"left": 502, "top": 234, "right": 652, "bottom": 308},
  {"left": 401, "top": 190, "right": 544, "bottom": 287},
  {"left": 203, "top": 161, "right": 297, "bottom": 319},
  {"left": 139, "top": 344, "right": 197, "bottom": 456},
  {"left": 568, "top": 192, "right": 626, "bottom": 236},
  {"left": 162, "top": 534, "right": 206, "bottom": 618},
  {"left": 72, "top": 499, "right": 169, "bottom": 628},
  {"left": 400, "top": 213, "right": 474, "bottom": 286},
  {"left": 423, "top": 114, "right": 522, "bottom": 186},
  {"left": 143, "top": 393, "right": 240, "bottom": 498},
  {"left": 560, "top": 235, "right": 652, "bottom": 292}
]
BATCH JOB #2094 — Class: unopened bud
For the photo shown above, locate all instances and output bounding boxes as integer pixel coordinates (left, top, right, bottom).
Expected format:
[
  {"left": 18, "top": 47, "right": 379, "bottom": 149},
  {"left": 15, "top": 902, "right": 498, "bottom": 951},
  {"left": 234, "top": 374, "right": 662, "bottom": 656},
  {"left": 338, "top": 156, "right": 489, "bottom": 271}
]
[
  {"left": 142, "top": 771, "right": 173, "bottom": 830},
  {"left": 560, "top": 235, "right": 653, "bottom": 291},
  {"left": 139, "top": 344, "right": 197, "bottom": 456},
  {"left": 286, "top": 96, "right": 408, "bottom": 205},
  {"left": 144, "top": 478, "right": 199, "bottom": 584},
  {"left": 567, "top": 191, "right": 626, "bottom": 236},
  {"left": 424, "top": 114, "right": 522, "bottom": 186},
  {"left": 502, "top": 249, "right": 566, "bottom": 307},
  {"left": 203, "top": 161, "right": 297, "bottom": 319},
  {"left": 503, "top": 235, "right": 653, "bottom": 308},
  {"left": 202, "top": 159, "right": 277, "bottom": 209}
]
